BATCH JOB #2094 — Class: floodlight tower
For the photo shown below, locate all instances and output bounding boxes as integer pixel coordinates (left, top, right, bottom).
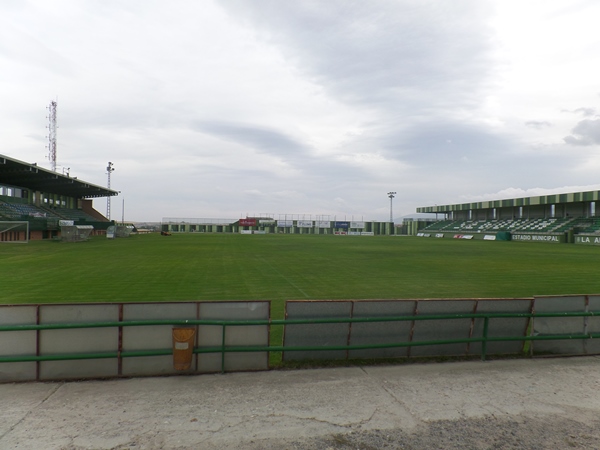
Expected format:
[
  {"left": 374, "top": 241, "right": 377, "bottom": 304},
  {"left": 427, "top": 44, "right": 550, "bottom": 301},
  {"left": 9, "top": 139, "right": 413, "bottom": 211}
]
[
  {"left": 387, "top": 191, "right": 396, "bottom": 222},
  {"left": 106, "top": 162, "right": 115, "bottom": 219},
  {"left": 47, "top": 100, "right": 58, "bottom": 172}
]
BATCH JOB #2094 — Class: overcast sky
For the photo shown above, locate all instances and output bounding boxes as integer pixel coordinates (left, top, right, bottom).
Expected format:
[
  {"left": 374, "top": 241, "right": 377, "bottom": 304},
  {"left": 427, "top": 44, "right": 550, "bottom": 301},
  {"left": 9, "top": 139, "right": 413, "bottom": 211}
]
[{"left": 3, "top": 0, "right": 600, "bottom": 222}]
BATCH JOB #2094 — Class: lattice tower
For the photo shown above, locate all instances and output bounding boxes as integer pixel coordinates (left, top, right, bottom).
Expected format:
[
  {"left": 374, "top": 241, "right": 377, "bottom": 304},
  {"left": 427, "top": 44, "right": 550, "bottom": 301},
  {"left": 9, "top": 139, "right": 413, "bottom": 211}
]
[{"left": 47, "top": 101, "right": 57, "bottom": 172}]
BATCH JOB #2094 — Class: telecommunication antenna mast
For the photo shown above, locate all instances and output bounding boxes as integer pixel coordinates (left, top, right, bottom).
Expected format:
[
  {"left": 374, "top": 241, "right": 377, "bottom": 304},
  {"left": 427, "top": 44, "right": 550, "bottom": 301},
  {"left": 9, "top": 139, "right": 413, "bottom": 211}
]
[
  {"left": 47, "top": 100, "right": 58, "bottom": 172},
  {"left": 106, "top": 162, "right": 115, "bottom": 219}
]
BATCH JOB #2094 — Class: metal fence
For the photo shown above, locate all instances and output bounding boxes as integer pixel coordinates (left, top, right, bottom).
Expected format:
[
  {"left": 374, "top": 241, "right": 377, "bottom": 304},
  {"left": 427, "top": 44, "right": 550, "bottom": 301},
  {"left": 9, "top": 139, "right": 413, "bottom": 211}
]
[{"left": 2, "top": 311, "right": 599, "bottom": 381}]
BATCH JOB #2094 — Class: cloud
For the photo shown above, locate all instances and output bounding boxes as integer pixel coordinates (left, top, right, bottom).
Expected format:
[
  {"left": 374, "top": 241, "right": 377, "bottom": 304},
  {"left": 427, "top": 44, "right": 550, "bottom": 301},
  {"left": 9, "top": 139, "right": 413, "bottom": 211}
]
[
  {"left": 564, "top": 118, "right": 600, "bottom": 146},
  {"left": 380, "top": 120, "right": 513, "bottom": 165},
  {"left": 574, "top": 107, "right": 596, "bottom": 117},
  {"left": 525, "top": 121, "right": 552, "bottom": 129},
  {"left": 192, "top": 121, "right": 308, "bottom": 158},
  {"left": 0, "top": 22, "right": 75, "bottom": 77},
  {"left": 561, "top": 107, "right": 596, "bottom": 117},
  {"left": 219, "top": 0, "right": 495, "bottom": 115}
]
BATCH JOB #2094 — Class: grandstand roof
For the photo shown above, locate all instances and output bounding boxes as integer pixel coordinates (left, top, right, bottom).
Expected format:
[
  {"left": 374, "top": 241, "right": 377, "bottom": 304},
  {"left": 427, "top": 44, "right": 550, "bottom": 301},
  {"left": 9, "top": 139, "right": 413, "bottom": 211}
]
[
  {"left": 0, "top": 154, "right": 118, "bottom": 198},
  {"left": 417, "top": 190, "right": 600, "bottom": 214}
]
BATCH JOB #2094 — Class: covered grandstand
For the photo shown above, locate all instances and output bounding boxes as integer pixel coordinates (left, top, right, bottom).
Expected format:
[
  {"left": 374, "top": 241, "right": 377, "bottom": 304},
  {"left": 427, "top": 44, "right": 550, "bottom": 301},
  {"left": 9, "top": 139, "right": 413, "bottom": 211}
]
[
  {"left": 0, "top": 154, "right": 118, "bottom": 241},
  {"left": 415, "top": 190, "right": 600, "bottom": 245}
]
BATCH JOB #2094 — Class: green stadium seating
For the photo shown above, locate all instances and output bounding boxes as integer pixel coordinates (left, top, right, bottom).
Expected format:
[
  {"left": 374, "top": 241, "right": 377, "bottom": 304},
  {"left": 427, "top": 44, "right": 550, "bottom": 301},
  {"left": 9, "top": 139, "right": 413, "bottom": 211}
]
[{"left": 423, "top": 217, "right": 578, "bottom": 234}]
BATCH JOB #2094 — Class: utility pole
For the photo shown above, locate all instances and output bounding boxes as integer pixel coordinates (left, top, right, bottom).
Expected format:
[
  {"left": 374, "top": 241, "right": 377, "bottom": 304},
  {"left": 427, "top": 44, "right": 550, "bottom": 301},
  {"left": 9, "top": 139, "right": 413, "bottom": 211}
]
[
  {"left": 106, "top": 162, "right": 115, "bottom": 219},
  {"left": 387, "top": 191, "right": 396, "bottom": 222}
]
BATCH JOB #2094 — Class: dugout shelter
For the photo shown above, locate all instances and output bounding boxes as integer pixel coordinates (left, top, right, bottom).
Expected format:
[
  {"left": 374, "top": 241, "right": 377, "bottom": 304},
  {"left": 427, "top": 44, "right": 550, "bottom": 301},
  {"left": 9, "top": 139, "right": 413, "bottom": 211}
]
[{"left": 0, "top": 154, "right": 118, "bottom": 241}]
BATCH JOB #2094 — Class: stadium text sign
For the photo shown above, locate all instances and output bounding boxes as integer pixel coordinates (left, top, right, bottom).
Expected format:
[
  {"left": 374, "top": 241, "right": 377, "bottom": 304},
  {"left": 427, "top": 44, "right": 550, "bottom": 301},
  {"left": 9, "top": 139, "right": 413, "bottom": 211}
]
[
  {"left": 334, "top": 221, "right": 350, "bottom": 229},
  {"left": 512, "top": 234, "right": 562, "bottom": 243},
  {"left": 575, "top": 236, "right": 600, "bottom": 245},
  {"left": 297, "top": 220, "right": 312, "bottom": 228},
  {"left": 239, "top": 219, "right": 256, "bottom": 227},
  {"left": 277, "top": 220, "right": 293, "bottom": 228}
]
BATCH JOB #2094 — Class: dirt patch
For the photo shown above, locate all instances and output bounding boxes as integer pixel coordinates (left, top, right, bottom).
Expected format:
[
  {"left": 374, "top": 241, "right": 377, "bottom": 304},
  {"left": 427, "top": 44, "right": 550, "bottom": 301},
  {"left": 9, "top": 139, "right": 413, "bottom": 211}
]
[{"left": 242, "top": 414, "right": 600, "bottom": 450}]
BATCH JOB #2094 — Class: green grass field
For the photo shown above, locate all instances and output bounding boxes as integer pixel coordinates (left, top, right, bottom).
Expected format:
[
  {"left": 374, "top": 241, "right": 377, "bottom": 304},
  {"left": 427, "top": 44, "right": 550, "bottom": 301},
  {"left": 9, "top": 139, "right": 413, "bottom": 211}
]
[{"left": 2, "top": 233, "right": 600, "bottom": 321}]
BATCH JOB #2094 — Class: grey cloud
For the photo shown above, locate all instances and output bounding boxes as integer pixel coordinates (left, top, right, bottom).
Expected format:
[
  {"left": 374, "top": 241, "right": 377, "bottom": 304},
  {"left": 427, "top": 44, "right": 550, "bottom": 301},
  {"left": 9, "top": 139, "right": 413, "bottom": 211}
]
[
  {"left": 564, "top": 118, "right": 600, "bottom": 146},
  {"left": 561, "top": 107, "right": 596, "bottom": 117},
  {"left": 192, "top": 121, "right": 308, "bottom": 157},
  {"left": 0, "top": 23, "right": 75, "bottom": 76},
  {"left": 380, "top": 121, "right": 512, "bottom": 164},
  {"left": 574, "top": 107, "right": 596, "bottom": 117},
  {"left": 525, "top": 121, "right": 552, "bottom": 129},
  {"left": 219, "top": 1, "right": 495, "bottom": 113},
  {"left": 192, "top": 120, "right": 370, "bottom": 181}
]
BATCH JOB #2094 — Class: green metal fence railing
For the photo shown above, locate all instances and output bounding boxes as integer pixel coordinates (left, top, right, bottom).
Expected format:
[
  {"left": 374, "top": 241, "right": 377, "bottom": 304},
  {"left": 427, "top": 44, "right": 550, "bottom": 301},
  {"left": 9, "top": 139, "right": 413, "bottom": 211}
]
[{"left": 0, "top": 311, "right": 598, "bottom": 374}]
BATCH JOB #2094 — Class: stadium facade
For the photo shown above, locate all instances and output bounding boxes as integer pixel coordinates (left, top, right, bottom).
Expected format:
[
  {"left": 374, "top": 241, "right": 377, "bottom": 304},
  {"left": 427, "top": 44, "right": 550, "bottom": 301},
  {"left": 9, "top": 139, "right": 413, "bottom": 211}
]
[
  {"left": 161, "top": 217, "right": 396, "bottom": 235},
  {"left": 0, "top": 154, "right": 118, "bottom": 241},
  {"left": 415, "top": 191, "right": 600, "bottom": 244}
]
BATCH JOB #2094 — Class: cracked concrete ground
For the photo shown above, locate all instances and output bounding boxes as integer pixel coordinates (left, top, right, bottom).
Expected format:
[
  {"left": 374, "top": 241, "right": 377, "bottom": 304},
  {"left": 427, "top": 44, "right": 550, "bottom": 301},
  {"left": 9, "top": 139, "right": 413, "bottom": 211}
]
[{"left": 1, "top": 356, "right": 600, "bottom": 449}]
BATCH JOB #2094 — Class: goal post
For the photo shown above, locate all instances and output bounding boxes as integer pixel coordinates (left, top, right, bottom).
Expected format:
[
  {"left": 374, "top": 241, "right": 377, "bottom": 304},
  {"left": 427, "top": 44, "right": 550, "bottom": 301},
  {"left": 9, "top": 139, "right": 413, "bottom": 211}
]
[{"left": 0, "top": 221, "right": 29, "bottom": 243}]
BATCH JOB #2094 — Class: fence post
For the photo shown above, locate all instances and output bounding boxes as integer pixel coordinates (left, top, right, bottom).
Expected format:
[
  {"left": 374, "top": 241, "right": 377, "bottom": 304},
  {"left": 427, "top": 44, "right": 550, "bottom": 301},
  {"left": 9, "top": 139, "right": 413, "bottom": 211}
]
[
  {"left": 221, "top": 324, "right": 227, "bottom": 374},
  {"left": 481, "top": 316, "right": 489, "bottom": 361}
]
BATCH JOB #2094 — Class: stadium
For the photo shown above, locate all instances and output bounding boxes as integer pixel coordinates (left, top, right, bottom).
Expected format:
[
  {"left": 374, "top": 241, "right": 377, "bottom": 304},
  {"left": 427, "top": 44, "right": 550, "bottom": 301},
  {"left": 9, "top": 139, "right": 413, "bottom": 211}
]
[
  {"left": 4, "top": 2, "right": 600, "bottom": 446},
  {"left": 4, "top": 149, "right": 600, "bottom": 244},
  {"left": 1, "top": 151, "right": 599, "bottom": 385}
]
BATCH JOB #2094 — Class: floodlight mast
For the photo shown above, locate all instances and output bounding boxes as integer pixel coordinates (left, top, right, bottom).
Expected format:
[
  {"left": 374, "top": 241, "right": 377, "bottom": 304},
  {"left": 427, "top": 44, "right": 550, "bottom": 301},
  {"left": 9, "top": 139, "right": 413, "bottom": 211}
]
[
  {"left": 106, "top": 162, "right": 115, "bottom": 219},
  {"left": 387, "top": 191, "right": 396, "bottom": 222},
  {"left": 47, "top": 100, "right": 57, "bottom": 172}
]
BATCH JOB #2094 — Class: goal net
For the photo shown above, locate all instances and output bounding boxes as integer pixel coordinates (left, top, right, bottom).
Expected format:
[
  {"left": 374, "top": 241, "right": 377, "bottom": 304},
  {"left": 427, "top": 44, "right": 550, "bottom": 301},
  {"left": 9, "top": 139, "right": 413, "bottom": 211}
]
[
  {"left": 60, "top": 221, "right": 94, "bottom": 242},
  {"left": 0, "top": 221, "right": 29, "bottom": 243}
]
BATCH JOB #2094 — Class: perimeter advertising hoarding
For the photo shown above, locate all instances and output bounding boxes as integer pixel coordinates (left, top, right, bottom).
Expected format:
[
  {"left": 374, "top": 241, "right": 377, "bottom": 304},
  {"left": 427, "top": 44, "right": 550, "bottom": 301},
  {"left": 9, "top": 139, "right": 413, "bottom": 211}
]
[
  {"left": 316, "top": 221, "right": 331, "bottom": 228},
  {"left": 277, "top": 220, "right": 294, "bottom": 228},
  {"left": 334, "top": 221, "right": 350, "bottom": 229},
  {"left": 239, "top": 219, "right": 256, "bottom": 227},
  {"left": 350, "top": 221, "right": 364, "bottom": 229},
  {"left": 297, "top": 220, "right": 313, "bottom": 228}
]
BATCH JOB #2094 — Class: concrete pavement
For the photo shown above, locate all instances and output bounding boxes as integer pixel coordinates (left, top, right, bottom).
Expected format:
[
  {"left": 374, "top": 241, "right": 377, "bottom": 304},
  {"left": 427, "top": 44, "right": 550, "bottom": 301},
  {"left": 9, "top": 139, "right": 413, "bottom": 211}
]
[{"left": 1, "top": 356, "right": 600, "bottom": 449}]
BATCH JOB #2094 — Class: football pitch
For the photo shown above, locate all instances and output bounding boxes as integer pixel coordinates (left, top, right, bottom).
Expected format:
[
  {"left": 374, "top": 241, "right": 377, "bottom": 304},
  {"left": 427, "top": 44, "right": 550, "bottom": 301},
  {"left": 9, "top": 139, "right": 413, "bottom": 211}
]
[{"left": 2, "top": 233, "right": 600, "bottom": 319}]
